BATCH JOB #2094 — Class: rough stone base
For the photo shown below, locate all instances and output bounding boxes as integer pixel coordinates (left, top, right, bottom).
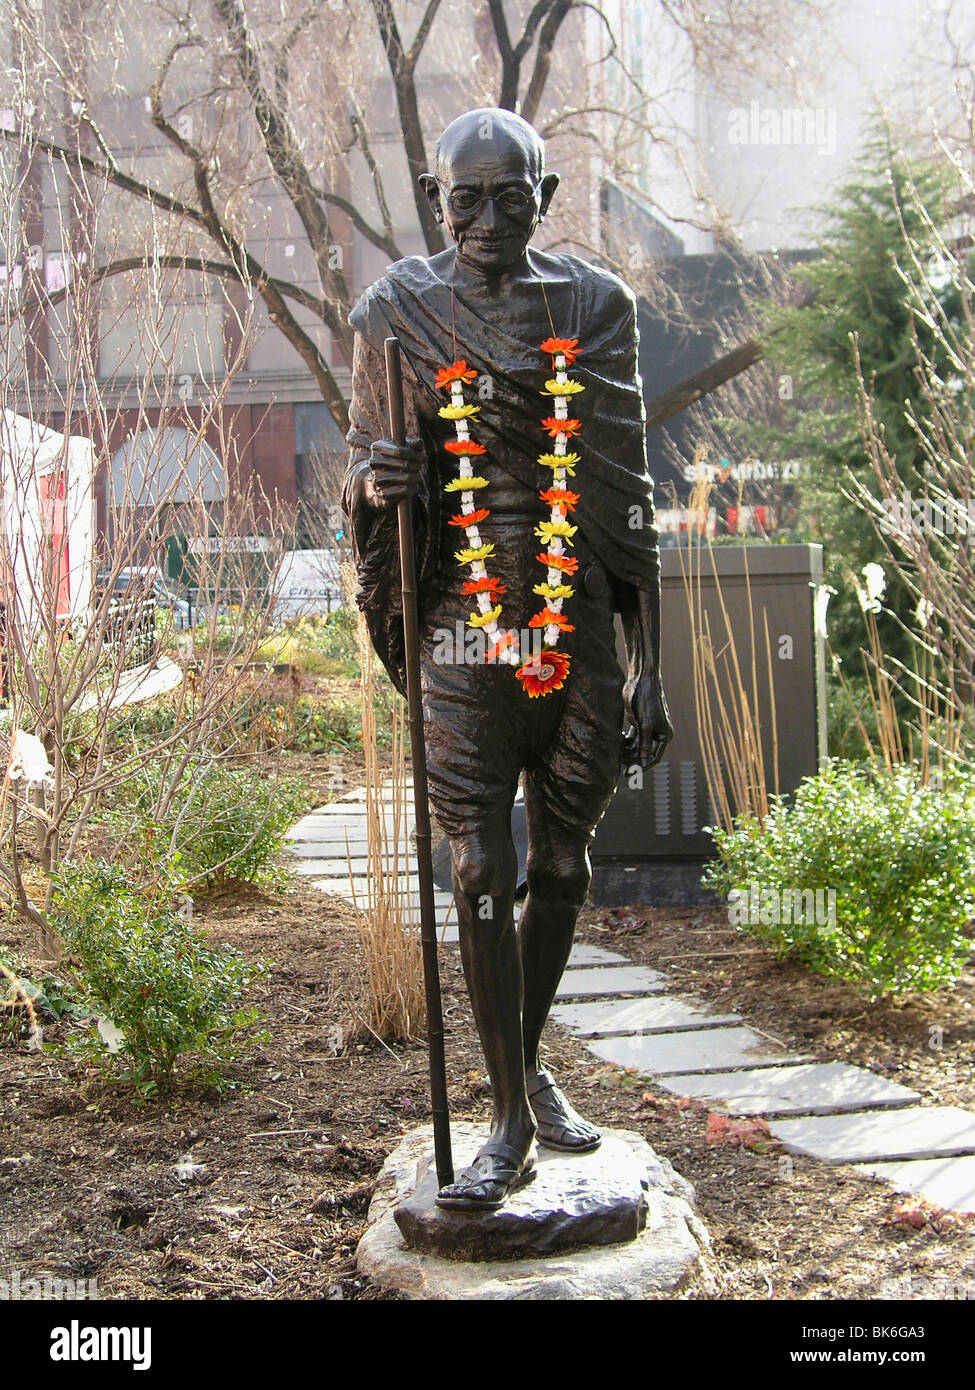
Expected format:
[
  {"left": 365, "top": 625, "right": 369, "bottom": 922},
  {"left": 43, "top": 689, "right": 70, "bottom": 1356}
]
[{"left": 357, "top": 1123, "right": 713, "bottom": 1300}]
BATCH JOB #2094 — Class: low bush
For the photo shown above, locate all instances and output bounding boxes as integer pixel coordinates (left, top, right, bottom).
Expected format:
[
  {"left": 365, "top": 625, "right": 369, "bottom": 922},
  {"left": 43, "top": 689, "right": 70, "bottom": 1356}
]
[
  {"left": 132, "top": 759, "right": 308, "bottom": 889},
  {"left": 51, "top": 861, "right": 263, "bottom": 1092},
  {"left": 704, "top": 760, "right": 975, "bottom": 997}
]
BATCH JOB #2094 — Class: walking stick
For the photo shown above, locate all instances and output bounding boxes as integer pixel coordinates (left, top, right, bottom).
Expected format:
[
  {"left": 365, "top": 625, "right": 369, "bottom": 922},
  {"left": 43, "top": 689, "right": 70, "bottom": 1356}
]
[{"left": 383, "top": 336, "right": 453, "bottom": 1188}]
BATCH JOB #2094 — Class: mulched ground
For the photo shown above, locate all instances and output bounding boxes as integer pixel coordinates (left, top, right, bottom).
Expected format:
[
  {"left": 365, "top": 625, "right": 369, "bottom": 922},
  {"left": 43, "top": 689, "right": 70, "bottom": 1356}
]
[{"left": 2, "top": 762, "right": 974, "bottom": 1301}]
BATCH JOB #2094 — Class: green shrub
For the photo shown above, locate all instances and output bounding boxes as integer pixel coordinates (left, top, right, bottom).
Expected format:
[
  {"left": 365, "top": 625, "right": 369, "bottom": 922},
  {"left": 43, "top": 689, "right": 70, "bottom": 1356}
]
[
  {"left": 132, "top": 759, "right": 308, "bottom": 888},
  {"left": 704, "top": 760, "right": 975, "bottom": 997},
  {"left": 51, "top": 860, "right": 263, "bottom": 1092}
]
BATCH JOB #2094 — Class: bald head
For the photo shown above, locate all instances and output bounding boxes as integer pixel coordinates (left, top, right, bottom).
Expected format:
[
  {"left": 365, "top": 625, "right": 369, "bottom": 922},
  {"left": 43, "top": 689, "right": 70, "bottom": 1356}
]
[{"left": 434, "top": 108, "right": 545, "bottom": 184}]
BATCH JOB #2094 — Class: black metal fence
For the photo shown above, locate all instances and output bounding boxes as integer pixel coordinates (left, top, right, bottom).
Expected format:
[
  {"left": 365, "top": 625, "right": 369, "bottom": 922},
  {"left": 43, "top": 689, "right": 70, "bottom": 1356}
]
[{"left": 104, "top": 595, "right": 158, "bottom": 672}]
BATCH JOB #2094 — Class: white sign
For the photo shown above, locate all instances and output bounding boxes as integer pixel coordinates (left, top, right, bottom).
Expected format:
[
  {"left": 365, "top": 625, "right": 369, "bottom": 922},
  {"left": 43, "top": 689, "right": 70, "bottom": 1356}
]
[
  {"left": 272, "top": 549, "right": 343, "bottom": 620},
  {"left": 186, "top": 535, "right": 274, "bottom": 554}
]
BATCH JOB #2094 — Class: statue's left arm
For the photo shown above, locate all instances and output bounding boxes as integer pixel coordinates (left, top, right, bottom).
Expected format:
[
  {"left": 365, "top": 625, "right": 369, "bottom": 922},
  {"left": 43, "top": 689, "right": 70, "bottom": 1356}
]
[
  {"left": 608, "top": 283, "right": 673, "bottom": 768},
  {"left": 616, "top": 577, "right": 673, "bottom": 768}
]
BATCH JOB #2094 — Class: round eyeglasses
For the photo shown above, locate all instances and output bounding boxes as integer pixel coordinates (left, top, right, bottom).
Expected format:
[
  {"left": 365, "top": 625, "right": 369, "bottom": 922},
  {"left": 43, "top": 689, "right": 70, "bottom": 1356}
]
[{"left": 435, "top": 175, "right": 545, "bottom": 218}]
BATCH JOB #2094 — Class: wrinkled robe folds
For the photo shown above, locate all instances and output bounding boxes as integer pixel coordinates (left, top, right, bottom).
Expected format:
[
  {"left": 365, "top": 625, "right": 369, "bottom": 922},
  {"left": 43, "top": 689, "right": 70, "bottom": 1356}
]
[{"left": 342, "top": 250, "right": 659, "bottom": 695}]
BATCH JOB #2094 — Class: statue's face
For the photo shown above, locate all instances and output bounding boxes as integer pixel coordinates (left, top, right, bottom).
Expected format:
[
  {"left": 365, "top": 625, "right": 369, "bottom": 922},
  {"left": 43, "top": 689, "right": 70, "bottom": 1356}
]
[{"left": 422, "top": 128, "right": 558, "bottom": 274}]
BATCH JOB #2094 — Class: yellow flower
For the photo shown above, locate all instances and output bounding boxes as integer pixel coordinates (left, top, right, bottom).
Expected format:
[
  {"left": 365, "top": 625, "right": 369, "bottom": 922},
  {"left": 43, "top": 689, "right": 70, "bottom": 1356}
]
[
  {"left": 535, "top": 519, "right": 577, "bottom": 543},
  {"left": 438, "top": 403, "right": 482, "bottom": 420},
  {"left": 444, "top": 475, "right": 490, "bottom": 492},
  {"left": 533, "top": 581, "right": 575, "bottom": 600},
  {"left": 455, "top": 543, "right": 495, "bottom": 564},
  {"left": 468, "top": 605, "right": 502, "bottom": 628},
  {"left": 537, "top": 452, "right": 580, "bottom": 473},
  {"left": 540, "top": 378, "right": 585, "bottom": 396}
]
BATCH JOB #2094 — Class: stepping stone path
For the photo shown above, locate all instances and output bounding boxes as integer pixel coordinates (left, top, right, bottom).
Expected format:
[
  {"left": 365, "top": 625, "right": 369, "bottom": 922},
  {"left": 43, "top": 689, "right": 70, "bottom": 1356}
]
[{"left": 289, "top": 791, "right": 975, "bottom": 1217}]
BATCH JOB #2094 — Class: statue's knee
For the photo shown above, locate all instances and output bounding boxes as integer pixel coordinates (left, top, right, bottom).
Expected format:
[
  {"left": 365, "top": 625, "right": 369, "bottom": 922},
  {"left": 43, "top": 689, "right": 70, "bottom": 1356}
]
[
  {"left": 526, "top": 854, "right": 591, "bottom": 905},
  {"left": 451, "top": 842, "right": 509, "bottom": 907}
]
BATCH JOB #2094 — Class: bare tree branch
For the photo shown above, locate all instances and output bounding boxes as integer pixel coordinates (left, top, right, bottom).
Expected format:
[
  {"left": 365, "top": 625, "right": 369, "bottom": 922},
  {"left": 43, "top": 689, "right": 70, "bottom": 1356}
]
[
  {"left": 211, "top": 0, "right": 353, "bottom": 345},
  {"left": 521, "top": 0, "right": 575, "bottom": 126},
  {"left": 368, "top": 0, "right": 445, "bottom": 254}
]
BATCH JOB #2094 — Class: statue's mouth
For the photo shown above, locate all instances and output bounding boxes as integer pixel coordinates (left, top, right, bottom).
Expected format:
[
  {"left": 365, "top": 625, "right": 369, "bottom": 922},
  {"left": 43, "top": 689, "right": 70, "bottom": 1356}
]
[{"left": 466, "top": 233, "right": 517, "bottom": 248}]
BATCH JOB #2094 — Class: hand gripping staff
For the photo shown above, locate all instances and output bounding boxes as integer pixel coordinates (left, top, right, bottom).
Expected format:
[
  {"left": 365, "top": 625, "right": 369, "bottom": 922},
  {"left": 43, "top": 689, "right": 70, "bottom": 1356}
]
[{"left": 384, "top": 336, "right": 453, "bottom": 1188}]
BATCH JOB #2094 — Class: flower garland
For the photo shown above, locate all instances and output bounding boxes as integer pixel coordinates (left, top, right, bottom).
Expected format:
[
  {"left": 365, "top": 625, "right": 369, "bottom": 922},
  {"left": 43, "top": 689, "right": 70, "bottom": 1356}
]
[
  {"left": 435, "top": 360, "right": 518, "bottom": 665},
  {"left": 436, "top": 335, "right": 585, "bottom": 697},
  {"left": 516, "top": 336, "right": 583, "bottom": 697}
]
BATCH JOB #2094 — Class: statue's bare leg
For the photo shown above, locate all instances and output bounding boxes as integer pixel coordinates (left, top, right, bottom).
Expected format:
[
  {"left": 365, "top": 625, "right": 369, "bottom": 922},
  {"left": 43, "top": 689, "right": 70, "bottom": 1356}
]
[
  {"left": 436, "top": 812, "right": 538, "bottom": 1207},
  {"left": 518, "top": 777, "right": 602, "bottom": 1151}
]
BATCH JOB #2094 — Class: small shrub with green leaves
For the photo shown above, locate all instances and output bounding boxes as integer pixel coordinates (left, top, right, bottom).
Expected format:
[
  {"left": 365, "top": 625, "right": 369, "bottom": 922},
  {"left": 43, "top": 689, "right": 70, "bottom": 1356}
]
[
  {"left": 51, "top": 861, "right": 263, "bottom": 1091},
  {"left": 132, "top": 759, "right": 307, "bottom": 888},
  {"left": 704, "top": 760, "right": 975, "bottom": 997}
]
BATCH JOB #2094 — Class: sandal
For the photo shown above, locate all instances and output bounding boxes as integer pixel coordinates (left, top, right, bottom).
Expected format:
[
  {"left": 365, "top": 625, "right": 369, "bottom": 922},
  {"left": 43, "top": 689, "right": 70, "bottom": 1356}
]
[
  {"left": 527, "top": 1068, "right": 601, "bottom": 1153},
  {"left": 436, "top": 1140, "right": 537, "bottom": 1211}
]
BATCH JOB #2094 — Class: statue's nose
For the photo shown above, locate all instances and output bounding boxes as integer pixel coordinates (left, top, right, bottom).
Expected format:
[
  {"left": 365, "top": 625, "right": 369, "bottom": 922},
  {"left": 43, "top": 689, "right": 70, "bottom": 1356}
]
[{"left": 477, "top": 197, "right": 501, "bottom": 230}]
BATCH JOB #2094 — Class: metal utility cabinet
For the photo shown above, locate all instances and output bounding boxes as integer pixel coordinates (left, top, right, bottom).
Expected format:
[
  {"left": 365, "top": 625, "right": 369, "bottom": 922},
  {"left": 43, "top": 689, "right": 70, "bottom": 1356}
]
[{"left": 591, "top": 543, "right": 827, "bottom": 905}]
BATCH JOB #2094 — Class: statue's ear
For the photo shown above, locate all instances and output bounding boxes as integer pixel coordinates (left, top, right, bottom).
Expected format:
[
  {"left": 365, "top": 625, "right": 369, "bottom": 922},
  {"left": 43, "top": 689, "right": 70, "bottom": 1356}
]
[
  {"left": 419, "top": 173, "right": 443, "bottom": 223},
  {"left": 539, "top": 172, "right": 560, "bottom": 218}
]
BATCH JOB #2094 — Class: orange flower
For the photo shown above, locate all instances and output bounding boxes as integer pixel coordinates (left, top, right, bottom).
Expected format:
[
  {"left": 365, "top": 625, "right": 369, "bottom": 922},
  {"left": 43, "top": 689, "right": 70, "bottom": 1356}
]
[
  {"left": 462, "top": 576, "right": 507, "bottom": 597},
  {"left": 528, "top": 609, "right": 575, "bottom": 632},
  {"left": 536, "top": 552, "right": 580, "bottom": 574},
  {"left": 540, "top": 337, "right": 580, "bottom": 365},
  {"left": 436, "top": 360, "right": 478, "bottom": 389},
  {"left": 541, "top": 417, "right": 582, "bottom": 437},
  {"left": 539, "top": 487, "right": 580, "bottom": 511},
  {"left": 449, "top": 507, "right": 490, "bottom": 527},
  {"left": 515, "top": 649, "right": 571, "bottom": 697},
  {"left": 444, "top": 438, "right": 487, "bottom": 455}
]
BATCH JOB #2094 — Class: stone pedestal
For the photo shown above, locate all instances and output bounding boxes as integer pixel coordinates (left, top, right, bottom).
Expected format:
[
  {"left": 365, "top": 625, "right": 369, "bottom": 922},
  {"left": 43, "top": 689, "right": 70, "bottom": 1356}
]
[{"left": 356, "top": 1123, "right": 713, "bottom": 1300}]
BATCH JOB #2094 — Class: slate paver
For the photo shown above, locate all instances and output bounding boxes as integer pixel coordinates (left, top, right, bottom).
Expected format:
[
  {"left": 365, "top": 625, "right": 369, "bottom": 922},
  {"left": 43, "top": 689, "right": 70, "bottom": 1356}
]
[
  {"left": 855, "top": 1155, "right": 975, "bottom": 1214},
  {"left": 551, "top": 995, "right": 739, "bottom": 1037},
  {"left": 554, "top": 966, "right": 666, "bottom": 1000},
  {"left": 586, "top": 1026, "right": 805, "bottom": 1076},
  {"left": 292, "top": 859, "right": 366, "bottom": 877},
  {"left": 303, "top": 861, "right": 390, "bottom": 878},
  {"left": 771, "top": 1106, "right": 975, "bottom": 1164},
  {"left": 312, "top": 878, "right": 453, "bottom": 905},
  {"left": 653, "top": 1062, "right": 921, "bottom": 1116},
  {"left": 288, "top": 843, "right": 372, "bottom": 860},
  {"left": 564, "top": 944, "right": 628, "bottom": 967},
  {"left": 287, "top": 826, "right": 371, "bottom": 844}
]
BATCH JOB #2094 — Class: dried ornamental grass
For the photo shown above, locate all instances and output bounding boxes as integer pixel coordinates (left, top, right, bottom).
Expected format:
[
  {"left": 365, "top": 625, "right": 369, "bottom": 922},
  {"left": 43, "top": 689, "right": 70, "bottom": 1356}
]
[{"left": 344, "top": 566, "right": 425, "bottom": 1042}]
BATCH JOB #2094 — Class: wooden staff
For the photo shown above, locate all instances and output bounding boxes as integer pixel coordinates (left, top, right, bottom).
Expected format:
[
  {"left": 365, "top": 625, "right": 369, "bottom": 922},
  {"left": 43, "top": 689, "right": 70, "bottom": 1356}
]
[{"left": 383, "top": 336, "right": 453, "bottom": 1188}]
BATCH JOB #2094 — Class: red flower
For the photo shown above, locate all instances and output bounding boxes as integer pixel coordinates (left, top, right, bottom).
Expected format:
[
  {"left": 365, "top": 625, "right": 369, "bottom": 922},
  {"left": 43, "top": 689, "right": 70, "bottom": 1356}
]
[
  {"left": 462, "top": 576, "right": 507, "bottom": 598},
  {"left": 449, "top": 508, "right": 490, "bottom": 527},
  {"left": 444, "top": 438, "right": 487, "bottom": 455},
  {"left": 539, "top": 487, "right": 580, "bottom": 511},
  {"left": 515, "top": 649, "right": 571, "bottom": 697},
  {"left": 436, "top": 360, "right": 478, "bottom": 389},
  {"left": 540, "top": 337, "right": 580, "bottom": 365},
  {"left": 536, "top": 552, "right": 580, "bottom": 574},
  {"left": 528, "top": 609, "right": 575, "bottom": 632},
  {"left": 541, "top": 417, "right": 582, "bottom": 437}
]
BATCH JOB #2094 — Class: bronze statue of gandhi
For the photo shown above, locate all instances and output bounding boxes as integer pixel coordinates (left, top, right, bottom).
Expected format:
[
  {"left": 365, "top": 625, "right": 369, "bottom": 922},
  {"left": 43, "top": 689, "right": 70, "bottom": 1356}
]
[{"left": 343, "top": 107, "right": 672, "bottom": 1210}]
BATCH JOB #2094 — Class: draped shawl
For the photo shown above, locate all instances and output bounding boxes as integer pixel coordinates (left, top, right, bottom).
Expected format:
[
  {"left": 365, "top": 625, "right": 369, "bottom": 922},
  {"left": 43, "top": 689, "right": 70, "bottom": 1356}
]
[{"left": 342, "top": 250, "right": 659, "bottom": 694}]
